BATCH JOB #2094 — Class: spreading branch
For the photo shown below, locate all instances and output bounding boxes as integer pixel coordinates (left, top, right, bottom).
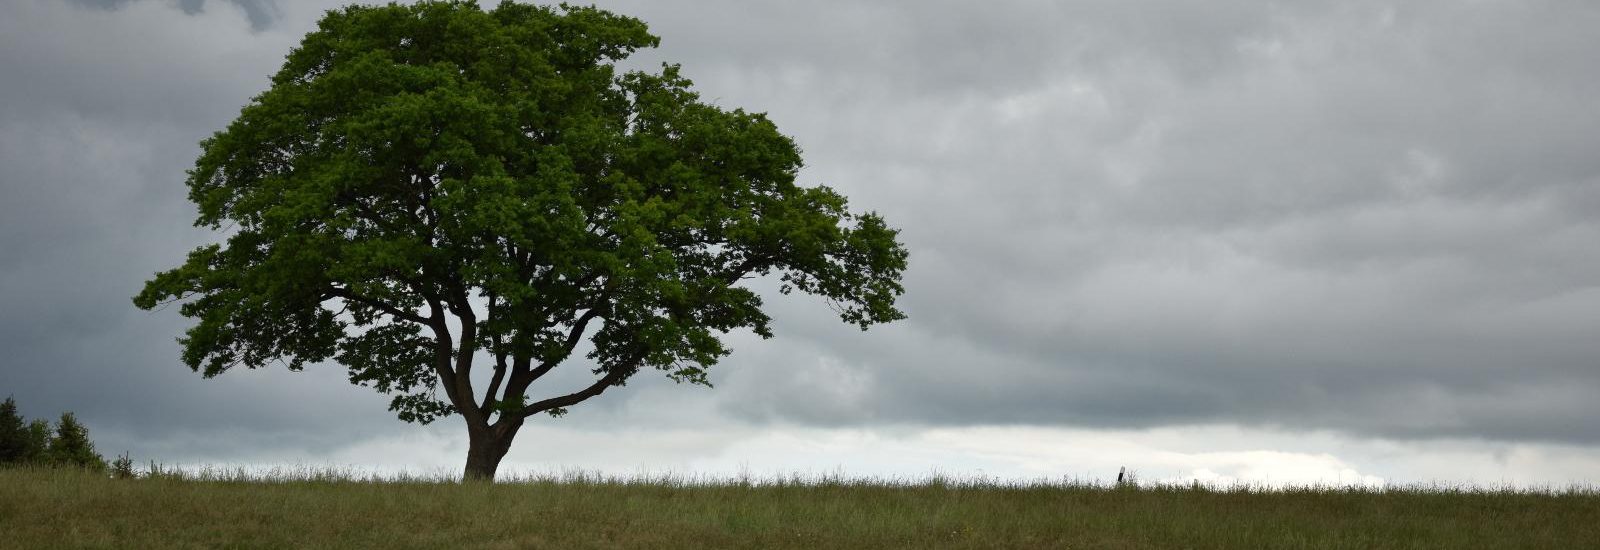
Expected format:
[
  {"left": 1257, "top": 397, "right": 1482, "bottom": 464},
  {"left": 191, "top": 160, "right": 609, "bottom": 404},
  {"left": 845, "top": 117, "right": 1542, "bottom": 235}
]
[
  {"left": 324, "top": 288, "right": 431, "bottom": 326},
  {"left": 528, "top": 308, "right": 604, "bottom": 382},
  {"left": 519, "top": 355, "right": 639, "bottom": 418}
]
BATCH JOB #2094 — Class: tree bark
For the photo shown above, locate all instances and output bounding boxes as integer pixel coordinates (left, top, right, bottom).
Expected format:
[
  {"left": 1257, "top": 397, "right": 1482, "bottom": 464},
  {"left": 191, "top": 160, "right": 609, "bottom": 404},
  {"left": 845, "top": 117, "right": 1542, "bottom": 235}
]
[{"left": 463, "top": 421, "right": 521, "bottom": 482}]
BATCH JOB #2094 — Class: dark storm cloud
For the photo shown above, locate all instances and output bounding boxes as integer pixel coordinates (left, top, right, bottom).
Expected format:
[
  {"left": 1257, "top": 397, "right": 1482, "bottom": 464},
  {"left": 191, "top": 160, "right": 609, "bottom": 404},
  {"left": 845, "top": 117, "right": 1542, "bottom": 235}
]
[
  {"left": 0, "top": 0, "right": 396, "bottom": 459},
  {"left": 3, "top": 0, "right": 1599, "bottom": 463},
  {"left": 65, "top": 0, "right": 280, "bottom": 31}
]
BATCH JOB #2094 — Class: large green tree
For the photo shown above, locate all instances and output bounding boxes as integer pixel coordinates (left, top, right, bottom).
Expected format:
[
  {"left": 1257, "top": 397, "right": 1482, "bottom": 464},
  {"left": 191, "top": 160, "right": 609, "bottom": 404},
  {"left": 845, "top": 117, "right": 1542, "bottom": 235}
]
[{"left": 135, "top": 1, "right": 906, "bottom": 480}]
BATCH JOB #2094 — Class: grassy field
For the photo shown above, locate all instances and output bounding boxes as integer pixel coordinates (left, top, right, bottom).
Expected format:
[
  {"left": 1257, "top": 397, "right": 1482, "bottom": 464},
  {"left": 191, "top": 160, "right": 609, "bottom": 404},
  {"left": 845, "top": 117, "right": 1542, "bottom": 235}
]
[{"left": 1, "top": 467, "right": 1596, "bottom": 549}]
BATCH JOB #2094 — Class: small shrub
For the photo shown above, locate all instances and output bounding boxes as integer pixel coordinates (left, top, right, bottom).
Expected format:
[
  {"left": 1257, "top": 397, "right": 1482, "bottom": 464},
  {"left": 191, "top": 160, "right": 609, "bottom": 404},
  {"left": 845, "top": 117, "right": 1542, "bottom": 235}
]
[{"left": 111, "top": 452, "right": 134, "bottom": 479}]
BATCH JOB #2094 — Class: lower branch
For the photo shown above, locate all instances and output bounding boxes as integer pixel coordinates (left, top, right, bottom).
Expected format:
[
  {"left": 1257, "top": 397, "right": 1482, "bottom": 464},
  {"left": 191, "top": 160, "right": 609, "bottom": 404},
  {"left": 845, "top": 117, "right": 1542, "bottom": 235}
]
[{"left": 518, "top": 361, "right": 634, "bottom": 418}]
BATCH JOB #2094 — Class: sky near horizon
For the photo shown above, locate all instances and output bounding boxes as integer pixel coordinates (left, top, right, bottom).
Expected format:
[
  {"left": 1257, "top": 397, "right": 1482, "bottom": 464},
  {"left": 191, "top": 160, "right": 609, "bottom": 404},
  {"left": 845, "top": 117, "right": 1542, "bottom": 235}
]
[{"left": 3, "top": 0, "right": 1600, "bottom": 486}]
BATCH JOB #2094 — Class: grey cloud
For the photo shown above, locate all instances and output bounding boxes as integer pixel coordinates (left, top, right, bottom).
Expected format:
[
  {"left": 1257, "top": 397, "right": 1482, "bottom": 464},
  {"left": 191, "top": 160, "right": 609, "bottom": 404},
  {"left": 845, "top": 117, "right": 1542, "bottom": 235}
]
[
  {"left": 0, "top": 0, "right": 391, "bottom": 460},
  {"left": 65, "top": 0, "right": 280, "bottom": 31},
  {"left": 4, "top": 0, "right": 1600, "bottom": 469},
  {"left": 65, "top": 0, "right": 135, "bottom": 9},
  {"left": 661, "top": 0, "right": 1600, "bottom": 444}
]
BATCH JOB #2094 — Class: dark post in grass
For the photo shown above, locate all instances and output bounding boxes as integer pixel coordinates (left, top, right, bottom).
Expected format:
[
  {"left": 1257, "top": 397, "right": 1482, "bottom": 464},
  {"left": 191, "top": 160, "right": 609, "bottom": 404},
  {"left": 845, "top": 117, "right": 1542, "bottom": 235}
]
[{"left": 134, "top": 1, "right": 907, "bottom": 481}]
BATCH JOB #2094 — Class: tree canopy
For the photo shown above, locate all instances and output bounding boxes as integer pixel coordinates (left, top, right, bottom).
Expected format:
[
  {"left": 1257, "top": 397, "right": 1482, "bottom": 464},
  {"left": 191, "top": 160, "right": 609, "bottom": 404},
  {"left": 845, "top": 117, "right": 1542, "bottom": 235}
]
[{"left": 134, "top": 1, "right": 907, "bottom": 479}]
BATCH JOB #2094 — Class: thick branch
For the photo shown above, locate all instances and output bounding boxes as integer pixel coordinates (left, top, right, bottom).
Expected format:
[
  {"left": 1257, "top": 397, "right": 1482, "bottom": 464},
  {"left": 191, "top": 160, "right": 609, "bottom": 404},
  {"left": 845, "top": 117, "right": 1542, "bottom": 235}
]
[
  {"left": 518, "top": 358, "right": 635, "bottom": 418},
  {"left": 510, "top": 254, "right": 763, "bottom": 419},
  {"left": 423, "top": 295, "right": 464, "bottom": 409},
  {"left": 449, "top": 296, "right": 484, "bottom": 427},
  {"left": 500, "top": 307, "right": 603, "bottom": 407},
  {"left": 721, "top": 253, "right": 773, "bottom": 285},
  {"left": 481, "top": 295, "right": 509, "bottom": 413},
  {"left": 481, "top": 362, "right": 507, "bottom": 413},
  {"left": 529, "top": 308, "right": 603, "bottom": 382},
  {"left": 324, "top": 288, "right": 431, "bottom": 325}
]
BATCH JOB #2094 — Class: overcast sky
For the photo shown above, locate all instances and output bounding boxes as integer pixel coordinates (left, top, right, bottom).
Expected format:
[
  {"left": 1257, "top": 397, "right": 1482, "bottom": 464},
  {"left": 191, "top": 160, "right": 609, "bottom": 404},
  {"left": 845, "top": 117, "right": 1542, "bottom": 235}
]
[{"left": 3, "top": 0, "right": 1599, "bottom": 486}]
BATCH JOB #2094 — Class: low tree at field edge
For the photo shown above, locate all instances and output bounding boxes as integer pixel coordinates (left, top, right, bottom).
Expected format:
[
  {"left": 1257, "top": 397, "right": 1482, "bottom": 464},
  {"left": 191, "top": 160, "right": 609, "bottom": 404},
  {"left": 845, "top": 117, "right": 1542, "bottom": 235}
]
[{"left": 0, "top": 397, "right": 108, "bottom": 471}]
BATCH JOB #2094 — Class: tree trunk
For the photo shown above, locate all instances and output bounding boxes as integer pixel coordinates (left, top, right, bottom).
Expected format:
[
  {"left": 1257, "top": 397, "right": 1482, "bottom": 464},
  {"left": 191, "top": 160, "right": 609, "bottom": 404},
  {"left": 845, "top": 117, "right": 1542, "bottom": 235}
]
[{"left": 463, "top": 422, "right": 520, "bottom": 482}]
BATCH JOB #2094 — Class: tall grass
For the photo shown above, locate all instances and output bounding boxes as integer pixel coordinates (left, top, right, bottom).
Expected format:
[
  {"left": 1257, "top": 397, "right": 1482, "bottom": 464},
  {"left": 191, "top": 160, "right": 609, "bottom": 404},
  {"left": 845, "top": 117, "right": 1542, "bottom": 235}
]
[{"left": 2, "top": 465, "right": 1595, "bottom": 548}]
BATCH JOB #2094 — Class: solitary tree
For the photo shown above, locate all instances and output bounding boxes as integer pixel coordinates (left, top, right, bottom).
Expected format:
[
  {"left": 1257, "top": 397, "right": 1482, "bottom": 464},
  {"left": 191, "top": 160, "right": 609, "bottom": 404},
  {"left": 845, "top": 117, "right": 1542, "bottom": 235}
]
[{"left": 136, "top": 1, "right": 907, "bottom": 480}]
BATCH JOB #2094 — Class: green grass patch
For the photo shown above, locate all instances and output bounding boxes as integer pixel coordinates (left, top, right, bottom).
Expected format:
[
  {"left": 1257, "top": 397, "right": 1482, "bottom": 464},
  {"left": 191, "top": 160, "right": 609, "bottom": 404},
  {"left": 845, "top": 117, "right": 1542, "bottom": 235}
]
[{"left": 1, "top": 466, "right": 1595, "bottom": 548}]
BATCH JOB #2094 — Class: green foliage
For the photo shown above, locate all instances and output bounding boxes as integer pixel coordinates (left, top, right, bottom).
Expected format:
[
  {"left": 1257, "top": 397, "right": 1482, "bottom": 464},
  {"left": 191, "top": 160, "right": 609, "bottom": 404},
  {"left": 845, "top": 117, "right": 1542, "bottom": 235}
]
[
  {"left": 111, "top": 452, "right": 135, "bottom": 479},
  {"left": 0, "top": 397, "right": 107, "bottom": 471},
  {"left": 48, "top": 413, "right": 107, "bottom": 471},
  {"left": 22, "top": 420, "right": 51, "bottom": 464},
  {"left": 0, "top": 397, "right": 26, "bottom": 464},
  {"left": 134, "top": 0, "right": 907, "bottom": 456}
]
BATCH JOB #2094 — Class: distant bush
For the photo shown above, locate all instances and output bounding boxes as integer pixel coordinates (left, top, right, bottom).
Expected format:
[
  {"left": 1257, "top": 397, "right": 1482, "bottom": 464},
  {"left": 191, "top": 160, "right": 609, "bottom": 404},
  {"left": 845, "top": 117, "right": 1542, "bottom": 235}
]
[
  {"left": 111, "top": 452, "right": 135, "bottom": 479},
  {"left": 0, "top": 396, "right": 108, "bottom": 472}
]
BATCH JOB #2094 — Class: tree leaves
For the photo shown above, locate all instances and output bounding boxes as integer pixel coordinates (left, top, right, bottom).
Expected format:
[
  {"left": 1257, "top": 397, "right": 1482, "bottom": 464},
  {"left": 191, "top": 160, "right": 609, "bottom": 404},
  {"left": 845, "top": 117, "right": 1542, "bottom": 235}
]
[{"left": 136, "top": 1, "right": 908, "bottom": 431}]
